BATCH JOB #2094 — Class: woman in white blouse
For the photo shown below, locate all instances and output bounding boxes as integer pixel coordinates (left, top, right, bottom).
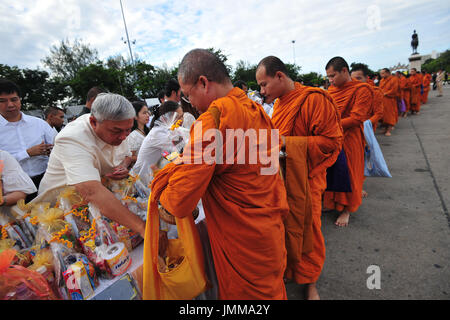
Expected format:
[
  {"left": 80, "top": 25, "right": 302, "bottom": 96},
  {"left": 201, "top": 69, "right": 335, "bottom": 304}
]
[
  {"left": 0, "top": 149, "right": 37, "bottom": 210},
  {"left": 125, "top": 101, "right": 150, "bottom": 162},
  {"left": 131, "top": 101, "right": 184, "bottom": 187}
]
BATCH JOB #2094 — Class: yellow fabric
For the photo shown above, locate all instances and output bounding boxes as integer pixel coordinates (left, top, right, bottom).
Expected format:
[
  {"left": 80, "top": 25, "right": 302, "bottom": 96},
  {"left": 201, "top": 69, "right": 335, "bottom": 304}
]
[
  {"left": 142, "top": 164, "right": 208, "bottom": 300},
  {"left": 283, "top": 136, "right": 314, "bottom": 271}
]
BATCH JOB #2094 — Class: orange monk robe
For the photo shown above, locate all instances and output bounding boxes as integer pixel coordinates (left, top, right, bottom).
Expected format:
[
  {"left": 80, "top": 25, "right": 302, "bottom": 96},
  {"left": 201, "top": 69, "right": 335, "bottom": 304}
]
[
  {"left": 379, "top": 75, "right": 400, "bottom": 126},
  {"left": 369, "top": 86, "right": 384, "bottom": 131},
  {"left": 367, "top": 78, "right": 375, "bottom": 86},
  {"left": 421, "top": 73, "right": 432, "bottom": 104},
  {"left": 155, "top": 88, "right": 290, "bottom": 300},
  {"left": 409, "top": 74, "right": 422, "bottom": 112},
  {"left": 323, "top": 80, "right": 372, "bottom": 213},
  {"left": 271, "top": 82, "right": 343, "bottom": 284},
  {"left": 399, "top": 76, "right": 411, "bottom": 112}
]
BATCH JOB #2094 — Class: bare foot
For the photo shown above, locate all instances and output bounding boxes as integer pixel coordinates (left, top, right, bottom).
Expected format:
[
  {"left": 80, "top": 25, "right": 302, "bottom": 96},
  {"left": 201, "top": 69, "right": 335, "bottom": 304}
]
[
  {"left": 384, "top": 132, "right": 391, "bottom": 136},
  {"left": 362, "top": 190, "right": 368, "bottom": 198},
  {"left": 335, "top": 211, "right": 350, "bottom": 227},
  {"left": 306, "top": 283, "right": 320, "bottom": 300}
]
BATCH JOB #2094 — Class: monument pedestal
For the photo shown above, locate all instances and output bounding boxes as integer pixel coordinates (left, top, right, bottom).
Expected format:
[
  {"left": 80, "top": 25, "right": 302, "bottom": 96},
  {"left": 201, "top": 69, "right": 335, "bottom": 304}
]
[{"left": 409, "top": 54, "right": 422, "bottom": 72}]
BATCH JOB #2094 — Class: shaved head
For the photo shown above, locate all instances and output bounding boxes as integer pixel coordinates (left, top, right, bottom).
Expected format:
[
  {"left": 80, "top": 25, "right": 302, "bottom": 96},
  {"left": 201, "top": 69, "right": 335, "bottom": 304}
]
[
  {"left": 178, "top": 48, "right": 231, "bottom": 85},
  {"left": 325, "top": 56, "right": 350, "bottom": 73},
  {"left": 256, "top": 56, "right": 290, "bottom": 78}
]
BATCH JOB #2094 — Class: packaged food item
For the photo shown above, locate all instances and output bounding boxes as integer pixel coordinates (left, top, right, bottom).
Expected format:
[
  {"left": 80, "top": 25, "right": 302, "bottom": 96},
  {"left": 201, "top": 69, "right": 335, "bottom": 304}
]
[
  {"left": 99, "top": 242, "right": 131, "bottom": 277},
  {"left": 11, "top": 199, "right": 37, "bottom": 241},
  {"left": 0, "top": 249, "right": 60, "bottom": 300},
  {"left": 0, "top": 213, "right": 32, "bottom": 250},
  {"left": 62, "top": 253, "right": 98, "bottom": 300},
  {"left": 77, "top": 204, "right": 120, "bottom": 279},
  {"left": 58, "top": 187, "right": 90, "bottom": 238}
]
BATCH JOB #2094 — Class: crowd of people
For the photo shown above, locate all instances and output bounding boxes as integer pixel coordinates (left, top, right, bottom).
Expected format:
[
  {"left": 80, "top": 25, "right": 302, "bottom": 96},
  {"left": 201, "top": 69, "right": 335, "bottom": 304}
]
[{"left": 0, "top": 48, "right": 443, "bottom": 301}]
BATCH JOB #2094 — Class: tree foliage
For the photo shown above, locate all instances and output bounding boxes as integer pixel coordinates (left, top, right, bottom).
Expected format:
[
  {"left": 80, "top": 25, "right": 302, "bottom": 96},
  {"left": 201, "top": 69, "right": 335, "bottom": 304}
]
[
  {"left": 4, "top": 39, "right": 343, "bottom": 110},
  {"left": 0, "top": 64, "right": 70, "bottom": 110},
  {"left": 41, "top": 38, "right": 99, "bottom": 82},
  {"left": 422, "top": 50, "right": 450, "bottom": 73}
]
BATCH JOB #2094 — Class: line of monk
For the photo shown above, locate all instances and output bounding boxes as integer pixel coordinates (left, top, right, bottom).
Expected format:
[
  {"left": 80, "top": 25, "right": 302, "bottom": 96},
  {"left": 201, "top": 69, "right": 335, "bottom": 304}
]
[
  {"left": 256, "top": 56, "right": 343, "bottom": 300},
  {"left": 143, "top": 48, "right": 434, "bottom": 301}
]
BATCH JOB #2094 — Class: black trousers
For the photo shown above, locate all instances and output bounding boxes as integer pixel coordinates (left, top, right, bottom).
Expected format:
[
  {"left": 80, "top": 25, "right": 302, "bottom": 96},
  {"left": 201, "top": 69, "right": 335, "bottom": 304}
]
[{"left": 25, "top": 172, "right": 45, "bottom": 203}]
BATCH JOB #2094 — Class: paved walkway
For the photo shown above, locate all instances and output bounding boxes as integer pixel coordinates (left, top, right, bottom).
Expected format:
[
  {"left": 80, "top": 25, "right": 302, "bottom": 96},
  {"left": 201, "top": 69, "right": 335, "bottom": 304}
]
[{"left": 286, "top": 85, "right": 450, "bottom": 300}]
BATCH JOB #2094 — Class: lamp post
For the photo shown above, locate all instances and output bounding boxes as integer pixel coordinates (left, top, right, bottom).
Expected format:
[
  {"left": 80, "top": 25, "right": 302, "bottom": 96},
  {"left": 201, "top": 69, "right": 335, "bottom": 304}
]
[
  {"left": 119, "top": 0, "right": 138, "bottom": 85},
  {"left": 292, "top": 40, "right": 296, "bottom": 65}
]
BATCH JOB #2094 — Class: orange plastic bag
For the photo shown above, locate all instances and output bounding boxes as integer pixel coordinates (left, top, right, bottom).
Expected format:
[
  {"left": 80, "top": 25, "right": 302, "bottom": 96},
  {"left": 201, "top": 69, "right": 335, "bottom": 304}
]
[
  {"left": 142, "top": 165, "right": 208, "bottom": 300},
  {"left": 0, "top": 249, "right": 60, "bottom": 300}
]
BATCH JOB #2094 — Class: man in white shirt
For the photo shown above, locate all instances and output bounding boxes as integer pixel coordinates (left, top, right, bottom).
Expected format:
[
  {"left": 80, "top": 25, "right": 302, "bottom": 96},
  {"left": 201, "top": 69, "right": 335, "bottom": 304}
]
[
  {"left": 0, "top": 79, "right": 56, "bottom": 201},
  {"left": 44, "top": 106, "right": 66, "bottom": 134},
  {"left": 38, "top": 93, "right": 145, "bottom": 238}
]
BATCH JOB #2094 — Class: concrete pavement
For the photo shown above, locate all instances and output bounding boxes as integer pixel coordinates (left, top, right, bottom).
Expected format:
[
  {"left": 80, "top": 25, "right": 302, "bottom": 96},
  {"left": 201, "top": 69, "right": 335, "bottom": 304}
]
[{"left": 286, "top": 85, "right": 450, "bottom": 300}]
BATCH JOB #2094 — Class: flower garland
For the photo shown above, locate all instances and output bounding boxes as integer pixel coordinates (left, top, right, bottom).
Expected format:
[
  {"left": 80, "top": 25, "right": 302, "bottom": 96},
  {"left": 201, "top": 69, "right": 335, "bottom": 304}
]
[
  {"left": 122, "top": 195, "right": 138, "bottom": 203},
  {"left": 49, "top": 223, "right": 73, "bottom": 248},
  {"left": 170, "top": 119, "right": 183, "bottom": 131},
  {"left": 1, "top": 224, "right": 9, "bottom": 240},
  {"left": 79, "top": 218, "right": 96, "bottom": 242}
]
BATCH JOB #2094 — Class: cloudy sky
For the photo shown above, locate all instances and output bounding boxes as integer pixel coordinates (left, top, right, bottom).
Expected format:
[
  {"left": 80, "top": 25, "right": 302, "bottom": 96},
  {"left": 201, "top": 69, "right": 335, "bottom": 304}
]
[{"left": 1, "top": 0, "right": 449, "bottom": 75}]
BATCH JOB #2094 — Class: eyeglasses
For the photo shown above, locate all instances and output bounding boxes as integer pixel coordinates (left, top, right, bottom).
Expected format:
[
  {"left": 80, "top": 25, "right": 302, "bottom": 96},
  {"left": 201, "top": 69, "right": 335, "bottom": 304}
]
[{"left": 182, "top": 78, "right": 199, "bottom": 104}]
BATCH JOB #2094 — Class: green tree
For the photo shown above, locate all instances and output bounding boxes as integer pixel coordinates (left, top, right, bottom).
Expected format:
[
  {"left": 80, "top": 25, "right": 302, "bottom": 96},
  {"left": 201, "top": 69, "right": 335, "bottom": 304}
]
[
  {"left": 300, "top": 72, "right": 323, "bottom": 87},
  {"left": 69, "top": 62, "right": 129, "bottom": 103},
  {"left": 232, "top": 60, "right": 258, "bottom": 89},
  {"left": 41, "top": 38, "right": 99, "bottom": 82},
  {"left": 0, "top": 64, "right": 70, "bottom": 110},
  {"left": 207, "top": 47, "right": 232, "bottom": 75},
  {"left": 422, "top": 50, "right": 450, "bottom": 73},
  {"left": 285, "top": 63, "right": 302, "bottom": 81}
]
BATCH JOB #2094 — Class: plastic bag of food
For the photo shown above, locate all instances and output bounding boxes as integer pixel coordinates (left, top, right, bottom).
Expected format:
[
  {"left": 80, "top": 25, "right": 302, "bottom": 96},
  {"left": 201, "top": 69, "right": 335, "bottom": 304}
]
[{"left": 0, "top": 249, "right": 60, "bottom": 300}]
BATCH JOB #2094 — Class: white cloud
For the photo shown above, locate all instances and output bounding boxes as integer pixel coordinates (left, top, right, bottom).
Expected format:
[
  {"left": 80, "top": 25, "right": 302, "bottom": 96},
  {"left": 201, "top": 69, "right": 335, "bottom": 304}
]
[{"left": 0, "top": 0, "right": 448, "bottom": 75}]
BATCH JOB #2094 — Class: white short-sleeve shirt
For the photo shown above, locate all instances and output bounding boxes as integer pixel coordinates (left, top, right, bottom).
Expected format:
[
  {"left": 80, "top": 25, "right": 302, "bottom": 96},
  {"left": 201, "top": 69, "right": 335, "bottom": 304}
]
[
  {"left": 0, "top": 113, "right": 57, "bottom": 177},
  {"left": 38, "top": 114, "right": 131, "bottom": 196},
  {"left": 125, "top": 129, "right": 146, "bottom": 155},
  {"left": 1, "top": 150, "right": 37, "bottom": 215},
  {"left": 1, "top": 150, "right": 37, "bottom": 195}
]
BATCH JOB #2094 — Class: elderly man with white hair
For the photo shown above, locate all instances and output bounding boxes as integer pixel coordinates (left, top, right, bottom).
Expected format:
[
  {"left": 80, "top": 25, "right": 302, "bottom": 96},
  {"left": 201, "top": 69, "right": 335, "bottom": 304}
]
[{"left": 38, "top": 93, "right": 145, "bottom": 237}]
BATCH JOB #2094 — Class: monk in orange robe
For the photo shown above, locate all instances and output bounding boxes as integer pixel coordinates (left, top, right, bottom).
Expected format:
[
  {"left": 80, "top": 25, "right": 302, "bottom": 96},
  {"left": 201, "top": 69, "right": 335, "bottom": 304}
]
[
  {"left": 143, "top": 49, "right": 289, "bottom": 300},
  {"left": 379, "top": 68, "right": 399, "bottom": 136},
  {"left": 421, "top": 71, "right": 432, "bottom": 104},
  {"left": 323, "top": 57, "right": 372, "bottom": 227},
  {"left": 397, "top": 72, "right": 411, "bottom": 117},
  {"left": 409, "top": 68, "right": 422, "bottom": 114},
  {"left": 256, "top": 56, "right": 343, "bottom": 300},
  {"left": 350, "top": 64, "right": 384, "bottom": 131},
  {"left": 395, "top": 71, "right": 408, "bottom": 118}
]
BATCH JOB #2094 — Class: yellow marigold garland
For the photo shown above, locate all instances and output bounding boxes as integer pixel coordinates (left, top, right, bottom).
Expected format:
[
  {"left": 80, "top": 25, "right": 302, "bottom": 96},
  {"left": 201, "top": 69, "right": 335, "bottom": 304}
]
[
  {"left": 79, "top": 218, "right": 96, "bottom": 242},
  {"left": 49, "top": 223, "right": 73, "bottom": 248},
  {"left": 170, "top": 119, "right": 183, "bottom": 131}
]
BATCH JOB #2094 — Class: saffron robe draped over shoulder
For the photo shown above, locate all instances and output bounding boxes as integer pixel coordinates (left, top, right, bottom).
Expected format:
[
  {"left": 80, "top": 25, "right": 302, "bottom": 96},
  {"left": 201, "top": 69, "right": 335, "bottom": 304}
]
[
  {"left": 422, "top": 73, "right": 432, "bottom": 104},
  {"left": 379, "top": 75, "right": 400, "bottom": 126},
  {"left": 409, "top": 74, "right": 422, "bottom": 112},
  {"left": 399, "top": 76, "right": 411, "bottom": 112},
  {"left": 369, "top": 86, "right": 384, "bottom": 131},
  {"left": 144, "top": 87, "right": 290, "bottom": 300},
  {"left": 323, "top": 80, "right": 372, "bottom": 213},
  {"left": 271, "top": 82, "right": 343, "bottom": 284}
]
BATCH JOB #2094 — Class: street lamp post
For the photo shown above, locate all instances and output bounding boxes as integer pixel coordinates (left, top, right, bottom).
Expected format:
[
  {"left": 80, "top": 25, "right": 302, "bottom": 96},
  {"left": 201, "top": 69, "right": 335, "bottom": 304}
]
[
  {"left": 292, "top": 40, "right": 296, "bottom": 65},
  {"left": 119, "top": 0, "right": 138, "bottom": 86}
]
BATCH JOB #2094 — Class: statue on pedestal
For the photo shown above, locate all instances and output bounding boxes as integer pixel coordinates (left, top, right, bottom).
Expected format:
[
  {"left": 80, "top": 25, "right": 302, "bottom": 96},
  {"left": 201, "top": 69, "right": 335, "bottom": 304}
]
[{"left": 411, "top": 30, "right": 419, "bottom": 54}]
